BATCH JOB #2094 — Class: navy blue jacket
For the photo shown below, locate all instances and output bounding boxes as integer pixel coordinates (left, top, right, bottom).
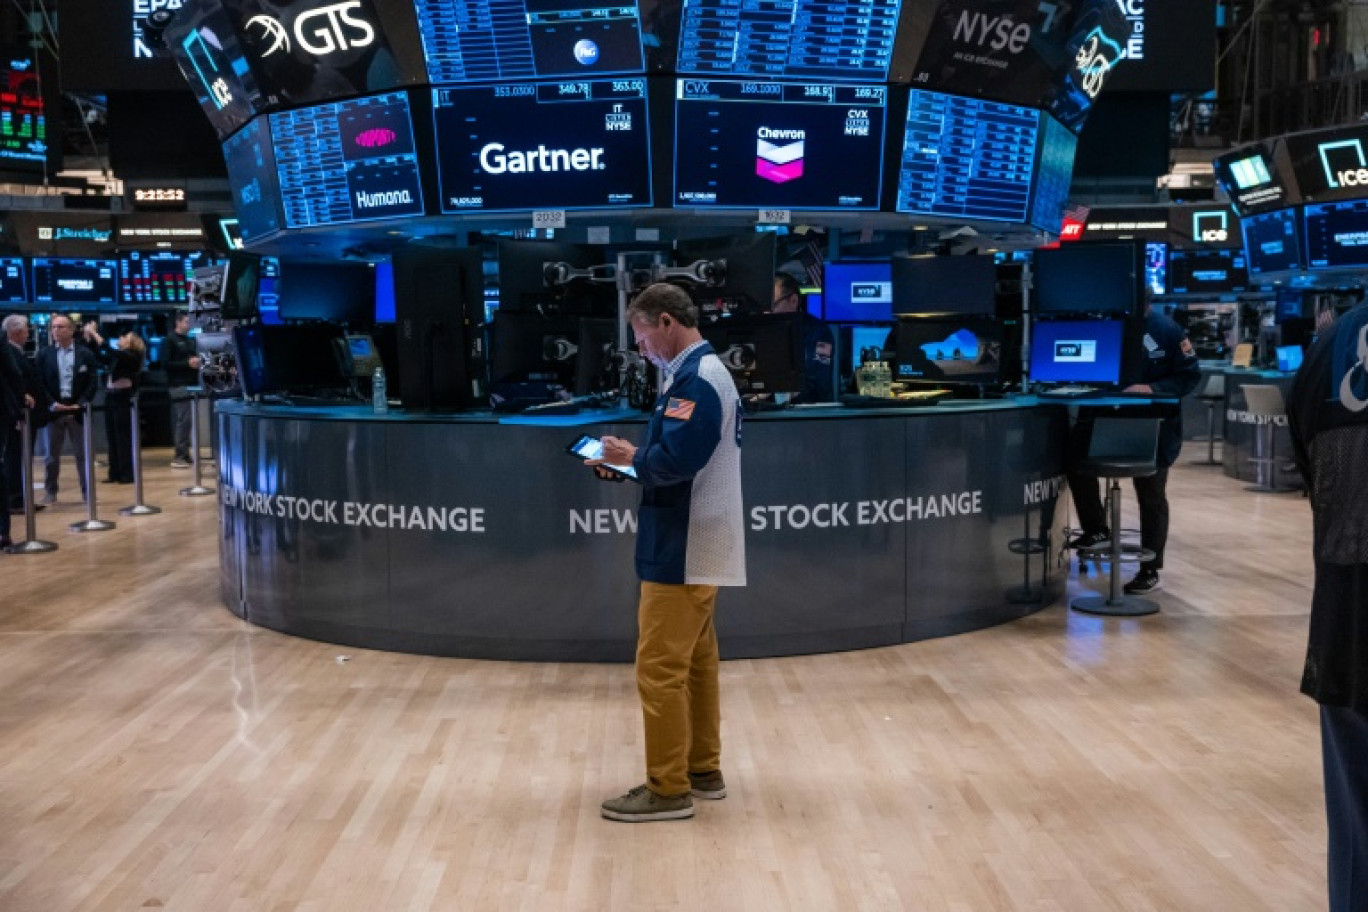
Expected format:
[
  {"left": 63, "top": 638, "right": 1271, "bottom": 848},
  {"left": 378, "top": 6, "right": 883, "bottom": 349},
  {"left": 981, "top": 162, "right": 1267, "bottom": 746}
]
[{"left": 1136, "top": 309, "right": 1202, "bottom": 467}]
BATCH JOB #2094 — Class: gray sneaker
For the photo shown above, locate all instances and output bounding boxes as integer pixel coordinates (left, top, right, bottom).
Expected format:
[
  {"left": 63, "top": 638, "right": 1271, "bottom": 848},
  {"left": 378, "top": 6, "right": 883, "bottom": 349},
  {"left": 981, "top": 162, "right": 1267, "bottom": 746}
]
[
  {"left": 600, "top": 785, "right": 694, "bottom": 822},
  {"left": 688, "top": 770, "right": 726, "bottom": 800}
]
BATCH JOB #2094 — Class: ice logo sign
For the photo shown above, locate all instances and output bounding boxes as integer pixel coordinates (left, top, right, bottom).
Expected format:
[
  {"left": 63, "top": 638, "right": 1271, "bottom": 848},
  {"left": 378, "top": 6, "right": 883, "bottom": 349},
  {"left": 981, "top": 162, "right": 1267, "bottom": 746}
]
[
  {"left": 245, "top": 1, "right": 375, "bottom": 58},
  {"left": 1320, "top": 138, "right": 1368, "bottom": 189},
  {"left": 1194, "top": 211, "right": 1229, "bottom": 243},
  {"left": 756, "top": 127, "right": 805, "bottom": 184},
  {"left": 573, "top": 40, "right": 599, "bottom": 65}
]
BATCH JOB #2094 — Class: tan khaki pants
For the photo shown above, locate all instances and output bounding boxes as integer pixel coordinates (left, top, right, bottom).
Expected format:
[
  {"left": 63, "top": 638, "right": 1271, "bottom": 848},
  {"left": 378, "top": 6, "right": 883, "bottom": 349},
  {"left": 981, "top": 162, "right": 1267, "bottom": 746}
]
[{"left": 636, "top": 582, "right": 721, "bottom": 797}]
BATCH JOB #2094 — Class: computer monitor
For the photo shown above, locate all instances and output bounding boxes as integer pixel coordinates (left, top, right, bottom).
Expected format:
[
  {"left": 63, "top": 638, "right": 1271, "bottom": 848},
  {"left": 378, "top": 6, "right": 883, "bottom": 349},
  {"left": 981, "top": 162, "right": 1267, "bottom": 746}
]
[
  {"left": 676, "top": 233, "right": 776, "bottom": 318},
  {"left": 489, "top": 310, "right": 583, "bottom": 388},
  {"left": 1276, "top": 344, "right": 1304, "bottom": 372},
  {"left": 496, "top": 239, "right": 613, "bottom": 315},
  {"left": 699, "top": 311, "right": 803, "bottom": 395},
  {"left": 391, "top": 244, "right": 486, "bottom": 411},
  {"left": 220, "top": 251, "right": 262, "bottom": 321},
  {"left": 575, "top": 318, "right": 619, "bottom": 396},
  {"left": 1167, "top": 249, "right": 1249, "bottom": 295},
  {"left": 278, "top": 261, "right": 376, "bottom": 326},
  {"left": 847, "top": 325, "right": 893, "bottom": 374},
  {"left": 823, "top": 263, "right": 894, "bottom": 322},
  {"left": 892, "top": 255, "right": 997, "bottom": 318},
  {"left": 1144, "top": 242, "right": 1168, "bottom": 296},
  {"left": 1032, "top": 243, "right": 1140, "bottom": 315},
  {"left": 1028, "top": 319, "right": 1127, "bottom": 386},
  {"left": 233, "top": 323, "right": 348, "bottom": 398},
  {"left": 893, "top": 317, "right": 1004, "bottom": 385}
]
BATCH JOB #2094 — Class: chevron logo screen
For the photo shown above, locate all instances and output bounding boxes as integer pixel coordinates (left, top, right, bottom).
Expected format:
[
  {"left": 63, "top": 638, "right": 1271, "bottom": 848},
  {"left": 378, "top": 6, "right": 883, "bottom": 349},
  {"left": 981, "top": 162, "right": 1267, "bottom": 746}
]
[{"left": 756, "top": 128, "right": 805, "bottom": 184}]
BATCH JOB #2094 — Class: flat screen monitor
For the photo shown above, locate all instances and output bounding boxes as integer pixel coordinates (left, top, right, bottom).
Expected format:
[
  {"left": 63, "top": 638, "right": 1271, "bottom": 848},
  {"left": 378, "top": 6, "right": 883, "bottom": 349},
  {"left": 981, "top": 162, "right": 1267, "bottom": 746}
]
[
  {"left": 233, "top": 323, "right": 348, "bottom": 398},
  {"left": 0, "top": 257, "right": 27, "bottom": 302},
  {"left": 31, "top": 258, "right": 118, "bottom": 305},
  {"left": 1276, "top": 344, "right": 1304, "bottom": 372},
  {"left": 1029, "top": 114, "right": 1080, "bottom": 233},
  {"left": 824, "top": 263, "right": 894, "bottom": 322},
  {"left": 221, "top": 251, "right": 262, "bottom": 321},
  {"left": 258, "top": 257, "right": 281, "bottom": 325},
  {"left": 894, "top": 317, "right": 1004, "bottom": 385},
  {"left": 1029, "top": 318, "right": 1126, "bottom": 385},
  {"left": 375, "top": 260, "right": 396, "bottom": 322},
  {"left": 415, "top": 0, "right": 644, "bottom": 83},
  {"left": 496, "top": 239, "right": 613, "bottom": 314},
  {"left": 118, "top": 251, "right": 194, "bottom": 305},
  {"left": 847, "top": 324, "right": 892, "bottom": 373},
  {"left": 700, "top": 312, "right": 804, "bottom": 395},
  {"left": 278, "top": 261, "right": 377, "bottom": 326},
  {"left": 1304, "top": 200, "right": 1368, "bottom": 270},
  {"left": 673, "top": 0, "right": 908, "bottom": 82},
  {"left": 1214, "top": 144, "right": 1290, "bottom": 216},
  {"left": 489, "top": 310, "right": 582, "bottom": 388},
  {"left": 1244, "top": 208, "right": 1304, "bottom": 273},
  {"left": 163, "top": 5, "right": 257, "bottom": 138},
  {"left": 1284, "top": 123, "right": 1368, "bottom": 205},
  {"left": 271, "top": 92, "right": 424, "bottom": 228},
  {"left": 891, "top": 255, "right": 996, "bottom": 317},
  {"left": 1144, "top": 242, "right": 1168, "bottom": 296},
  {"left": 896, "top": 89, "right": 1041, "bottom": 223},
  {"left": 1167, "top": 249, "right": 1249, "bottom": 295},
  {"left": 575, "top": 317, "right": 619, "bottom": 395},
  {"left": 673, "top": 80, "right": 887, "bottom": 210},
  {"left": 0, "top": 47, "right": 58, "bottom": 174},
  {"left": 433, "top": 80, "right": 652, "bottom": 213},
  {"left": 1032, "top": 243, "right": 1139, "bottom": 314},
  {"left": 676, "top": 233, "right": 776, "bottom": 316},
  {"left": 221, "top": 118, "right": 282, "bottom": 242}
]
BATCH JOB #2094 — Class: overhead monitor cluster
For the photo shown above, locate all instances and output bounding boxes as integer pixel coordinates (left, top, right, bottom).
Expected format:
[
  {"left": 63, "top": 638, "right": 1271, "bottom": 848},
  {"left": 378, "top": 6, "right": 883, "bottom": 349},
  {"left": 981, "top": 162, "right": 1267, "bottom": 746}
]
[
  {"left": 168, "top": 0, "right": 1134, "bottom": 242},
  {"left": 0, "top": 254, "right": 211, "bottom": 306}
]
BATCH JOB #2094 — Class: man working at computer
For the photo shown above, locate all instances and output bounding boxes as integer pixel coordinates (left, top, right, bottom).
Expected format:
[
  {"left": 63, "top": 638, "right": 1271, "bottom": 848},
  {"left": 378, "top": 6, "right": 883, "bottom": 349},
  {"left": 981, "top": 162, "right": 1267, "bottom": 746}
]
[
  {"left": 1065, "top": 301, "right": 1201, "bottom": 594},
  {"left": 771, "top": 272, "right": 834, "bottom": 403}
]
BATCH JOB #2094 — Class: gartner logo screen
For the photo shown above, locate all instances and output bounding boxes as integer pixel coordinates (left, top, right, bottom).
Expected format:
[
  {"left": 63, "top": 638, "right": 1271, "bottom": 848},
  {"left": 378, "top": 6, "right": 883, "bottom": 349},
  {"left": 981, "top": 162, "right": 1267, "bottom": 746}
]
[
  {"left": 674, "top": 81, "right": 885, "bottom": 209},
  {"left": 270, "top": 92, "right": 424, "bottom": 228},
  {"left": 432, "top": 81, "right": 652, "bottom": 213}
]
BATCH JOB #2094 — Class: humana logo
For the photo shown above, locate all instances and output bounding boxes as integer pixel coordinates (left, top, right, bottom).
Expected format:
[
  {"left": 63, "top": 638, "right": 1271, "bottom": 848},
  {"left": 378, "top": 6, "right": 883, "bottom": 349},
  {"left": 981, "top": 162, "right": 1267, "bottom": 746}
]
[
  {"left": 356, "top": 189, "right": 413, "bottom": 208},
  {"left": 756, "top": 128, "right": 805, "bottom": 184},
  {"left": 478, "top": 143, "right": 605, "bottom": 174}
]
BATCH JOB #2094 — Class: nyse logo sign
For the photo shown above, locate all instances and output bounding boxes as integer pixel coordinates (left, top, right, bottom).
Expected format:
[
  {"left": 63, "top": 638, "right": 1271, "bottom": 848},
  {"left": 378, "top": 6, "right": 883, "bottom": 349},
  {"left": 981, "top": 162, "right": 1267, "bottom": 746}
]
[
  {"left": 1054, "top": 340, "right": 1096, "bottom": 363},
  {"left": 1320, "top": 139, "right": 1368, "bottom": 189},
  {"left": 1193, "top": 210, "right": 1230, "bottom": 244},
  {"left": 246, "top": 1, "right": 375, "bottom": 58},
  {"left": 953, "top": 11, "right": 1032, "bottom": 54}
]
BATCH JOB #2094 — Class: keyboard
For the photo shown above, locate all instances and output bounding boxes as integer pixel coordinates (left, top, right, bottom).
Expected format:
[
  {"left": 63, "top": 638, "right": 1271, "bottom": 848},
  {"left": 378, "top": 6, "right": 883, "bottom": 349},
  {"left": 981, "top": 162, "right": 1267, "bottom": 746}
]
[{"left": 1037, "top": 385, "right": 1100, "bottom": 398}]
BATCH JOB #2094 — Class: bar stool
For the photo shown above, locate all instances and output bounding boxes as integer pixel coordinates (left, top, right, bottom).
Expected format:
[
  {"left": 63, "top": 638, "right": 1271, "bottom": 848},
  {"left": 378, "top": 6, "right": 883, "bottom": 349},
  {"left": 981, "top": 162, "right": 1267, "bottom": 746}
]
[
  {"left": 1242, "top": 384, "right": 1300, "bottom": 493},
  {"left": 1070, "top": 418, "right": 1162, "bottom": 617},
  {"left": 1189, "top": 373, "right": 1225, "bottom": 466}
]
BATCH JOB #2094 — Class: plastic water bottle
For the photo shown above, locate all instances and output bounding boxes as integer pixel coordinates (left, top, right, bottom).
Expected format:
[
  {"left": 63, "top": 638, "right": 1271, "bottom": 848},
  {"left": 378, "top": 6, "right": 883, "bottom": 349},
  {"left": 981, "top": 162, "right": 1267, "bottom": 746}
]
[{"left": 372, "top": 365, "right": 388, "bottom": 414}]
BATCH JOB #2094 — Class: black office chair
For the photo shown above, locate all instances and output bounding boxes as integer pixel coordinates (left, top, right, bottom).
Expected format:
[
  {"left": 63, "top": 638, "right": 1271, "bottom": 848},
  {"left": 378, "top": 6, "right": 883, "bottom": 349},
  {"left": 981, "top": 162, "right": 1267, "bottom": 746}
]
[
  {"left": 1070, "top": 417, "right": 1163, "bottom": 617},
  {"left": 1189, "top": 373, "right": 1225, "bottom": 466}
]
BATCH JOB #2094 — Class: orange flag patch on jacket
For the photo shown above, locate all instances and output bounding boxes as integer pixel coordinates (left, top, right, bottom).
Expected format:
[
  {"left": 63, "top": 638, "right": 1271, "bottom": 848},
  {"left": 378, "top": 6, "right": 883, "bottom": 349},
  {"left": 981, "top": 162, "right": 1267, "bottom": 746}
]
[{"left": 664, "top": 398, "right": 696, "bottom": 420}]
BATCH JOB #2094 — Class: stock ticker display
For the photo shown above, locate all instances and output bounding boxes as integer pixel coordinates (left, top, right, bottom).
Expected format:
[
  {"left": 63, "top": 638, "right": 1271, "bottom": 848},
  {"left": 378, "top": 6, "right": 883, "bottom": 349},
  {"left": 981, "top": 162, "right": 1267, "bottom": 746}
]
[
  {"left": 1027, "top": 113, "right": 1078, "bottom": 233},
  {"left": 271, "top": 92, "right": 425, "bottom": 228},
  {"left": 676, "top": 0, "right": 903, "bottom": 82},
  {"left": 673, "top": 80, "right": 886, "bottom": 209},
  {"left": 31, "top": 259, "right": 119, "bottom": 305},
  {"left": 0, "top": 51, "right": 49, "bottom": 171},
  {"left": 896, "top": 90, "right": 1039, "bottom": 222},
  {"left": 1304, "top": 201, "right": 1368, "bottom": 270},
  {"left": 221, "top": 118, "right": 282, "bottom": 242},
  {"left": 1242, "top": 208, "right": 1304, "bottom": 274},
  {"left": 415, "top": 0, "right": 645, "bottom": 83},
  {"left": 118, "top": 251, "right": 208, "bottom": 305},
  {"left": 433, "top": 80, "right": 652, "bottom": 212}
]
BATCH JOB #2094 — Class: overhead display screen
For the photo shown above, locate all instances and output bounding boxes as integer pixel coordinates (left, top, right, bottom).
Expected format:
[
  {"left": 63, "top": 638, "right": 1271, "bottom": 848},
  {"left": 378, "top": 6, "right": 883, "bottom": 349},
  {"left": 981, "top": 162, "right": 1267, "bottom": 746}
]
[
  {"left": 1304, "top": 201, "right": 1368, "bottom": 270},
  {"left": 675, "top": 0, "right": 903, "bottom": 82},
  {"left": 1242, "top": 209, "right": 1303, "bottom": 274},
  {"left": 896, "top": 90, "right": 1039, "bottom": 223},
  {"left": 0, "top": 49, "right": 54, "bottom": 173},
  {"left": 1028, "top": 113, "right": 1078, "bottom": 232},
  {"left": 433, "top": 80, "right": 652, "bottom": 213},
  {"left": 1144, "top": 241, "right": 1167, "bottom": 296},
  {"left": 221, "top": 117, "right": 283, "bottom": 242},
  {"left": 415, "top": 0, "right": 645, "bottom": 83},
  {"left": 165, "top": 4, "right": 260, "bottom": 138},
  {"left": 31, "top": 259, "right": 119, "bottom": 305},
  {"left": 119, "top": 251, "right": 200, "bottom": 305},
  {"left": 1167, "top": 249, "right": 1248, "bottom": 295},
  {"left": 1214, "top": 144, "right": 1290, "bottom": 216},
  {"left": 222, "top": 0, "right": 427, "bottom": 109},
  {"left": 0, "top": 257, "right": 26, "bottom": 302},
  {"left": 1103, "top": 0, "right": 1217, "bottom": 94},
  {"left": 1285, "top": 124, "right": 1368, "bottom": 205},
  {"left": 673, "top": 80, "right": 886, "bottom": 209},
  {"left": 271, "top": 91, "right": 425, "bottom": 227}
]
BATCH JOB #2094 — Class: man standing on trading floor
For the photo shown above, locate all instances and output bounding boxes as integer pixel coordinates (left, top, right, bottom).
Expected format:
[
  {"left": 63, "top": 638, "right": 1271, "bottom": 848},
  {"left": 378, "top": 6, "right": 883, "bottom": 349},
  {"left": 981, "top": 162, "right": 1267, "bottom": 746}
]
[
  {"left": 771, "top": 272, "right": 835, "bottom": 403},
  {"left": 36, "top": 315, "right": 98, "bottom": 504},
  {"left": 1288, "top": 300, "right": 1368, "bottom": 912},
  {"left": 1065, "top": 297, "right": 1201, "bottom": 594},
  {"left": 165, "top": 313, "right": 201, "bottom": 468},
  {"left": 588, "top": 282, "right": 746, "bottom": 823}
]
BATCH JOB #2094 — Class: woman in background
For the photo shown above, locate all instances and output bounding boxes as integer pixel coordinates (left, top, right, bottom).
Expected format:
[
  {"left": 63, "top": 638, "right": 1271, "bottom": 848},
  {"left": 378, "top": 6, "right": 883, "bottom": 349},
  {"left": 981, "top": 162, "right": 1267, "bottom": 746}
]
[{"left": 86, "top": 323, "right": 146, "bottom": 485}]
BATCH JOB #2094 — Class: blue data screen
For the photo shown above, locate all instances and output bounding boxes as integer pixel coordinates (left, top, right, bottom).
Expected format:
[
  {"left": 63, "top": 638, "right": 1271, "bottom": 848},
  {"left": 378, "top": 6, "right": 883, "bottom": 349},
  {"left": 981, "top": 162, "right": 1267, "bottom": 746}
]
[
  {"left": 271, "top": 93, "right": 425, "bottom": 228},
  {"left": 677, "top": 0, "right": 902, "bottom": 82},
  {"left": 1029, "top": 319, "right": 1125, "bottom": 385},
  {"left": 221, "top": 118, "right": 281, "bottom": 242},
  {"left": 897, "top": 90, "right": 1040, "bottom": 223},
  {"left": 0, "top": 258, "right": 26, "bottom": 303}
]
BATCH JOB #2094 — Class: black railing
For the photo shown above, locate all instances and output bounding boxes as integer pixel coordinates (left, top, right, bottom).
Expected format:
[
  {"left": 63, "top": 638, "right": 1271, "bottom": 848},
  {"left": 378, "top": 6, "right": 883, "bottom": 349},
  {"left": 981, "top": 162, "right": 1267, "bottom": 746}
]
[{"left": 1173, "top": 73, "right": 1368, "bottom": 149}]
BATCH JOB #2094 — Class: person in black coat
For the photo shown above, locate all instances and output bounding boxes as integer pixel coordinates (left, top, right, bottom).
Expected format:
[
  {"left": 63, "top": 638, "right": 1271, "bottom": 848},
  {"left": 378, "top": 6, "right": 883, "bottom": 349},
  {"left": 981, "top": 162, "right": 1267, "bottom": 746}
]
[
  {"left": 3, "top": 314, "right": 47, "bottom": 514},
  {"left": 36, "top": 314, "right": 99, "bottom": 503},
  {"left": 1288, "top": 302, "right": 1368, "bottom": 912},
  {"left": 0, "top": 326, "right": 24, "bottom": 546},
  {"left": 87, "top": 325, "right": 146, "bottom": 485},
  {"left": 1065, "top": 302, "right": 1202, "bottom": 594}
]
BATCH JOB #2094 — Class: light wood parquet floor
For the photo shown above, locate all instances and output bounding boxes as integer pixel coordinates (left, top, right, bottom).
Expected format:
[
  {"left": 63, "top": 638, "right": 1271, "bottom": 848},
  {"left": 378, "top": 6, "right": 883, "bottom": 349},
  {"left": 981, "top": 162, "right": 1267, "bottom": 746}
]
[{"left": 0, "top": 445, "right": 1326, "bottom": 911}]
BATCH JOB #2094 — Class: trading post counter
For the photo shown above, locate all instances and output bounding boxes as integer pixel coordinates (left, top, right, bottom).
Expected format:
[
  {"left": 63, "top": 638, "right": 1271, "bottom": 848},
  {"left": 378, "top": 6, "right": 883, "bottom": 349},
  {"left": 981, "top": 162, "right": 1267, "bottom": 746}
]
[{"left": 215, "top": 400, "right": 1070, "bottom": 662}]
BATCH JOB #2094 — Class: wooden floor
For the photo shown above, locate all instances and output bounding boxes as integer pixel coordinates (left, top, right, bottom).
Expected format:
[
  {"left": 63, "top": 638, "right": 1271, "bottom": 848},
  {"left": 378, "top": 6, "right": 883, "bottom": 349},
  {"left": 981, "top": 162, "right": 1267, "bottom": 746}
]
[{"left": 0, "top": 447, "right": 1326, "bottom": 911}]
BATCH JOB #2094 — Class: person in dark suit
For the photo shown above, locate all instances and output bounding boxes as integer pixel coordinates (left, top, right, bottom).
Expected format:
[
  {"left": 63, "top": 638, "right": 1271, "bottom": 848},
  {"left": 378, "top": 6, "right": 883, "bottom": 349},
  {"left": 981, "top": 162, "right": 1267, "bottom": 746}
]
[
  {"left": 0, "top": 323, "right": 24, "bottom": 546},
  {"left": 85, "top": 324, "right": 146, "bottom": 485},
  {"left": 36, "top": 314, "right": 99, "bottom": 503},
  {"left": 3, "top": 314, "right": 46, "bottom": 514}
]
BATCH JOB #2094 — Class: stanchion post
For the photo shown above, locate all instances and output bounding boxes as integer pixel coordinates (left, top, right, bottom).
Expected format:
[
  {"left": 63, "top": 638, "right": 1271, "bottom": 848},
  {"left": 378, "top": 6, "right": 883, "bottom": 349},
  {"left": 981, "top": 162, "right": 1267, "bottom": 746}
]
[
  {"left": 119, "top": 393, "right": 160, "bottom": 516},
  {"left": 179, "top": 387, "right": 214, "bottom": 497},
  {"left": 5, "top": 407, "right": 57, "bottom": 553},
  {"left": 70, "top": 400, "right": 115, "bottom": 533}
]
